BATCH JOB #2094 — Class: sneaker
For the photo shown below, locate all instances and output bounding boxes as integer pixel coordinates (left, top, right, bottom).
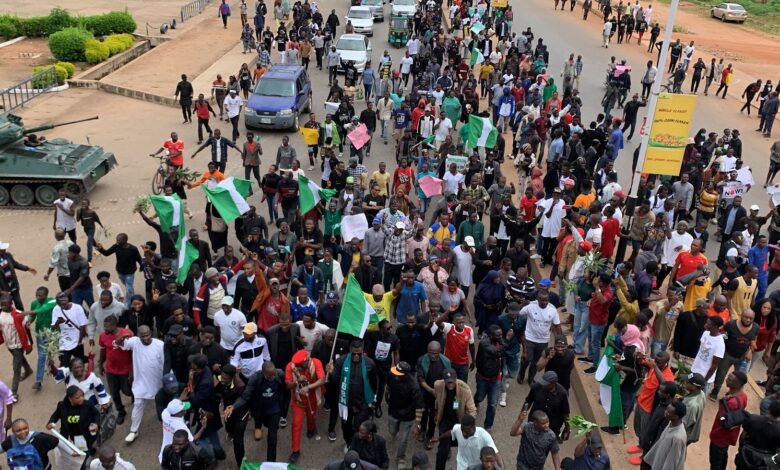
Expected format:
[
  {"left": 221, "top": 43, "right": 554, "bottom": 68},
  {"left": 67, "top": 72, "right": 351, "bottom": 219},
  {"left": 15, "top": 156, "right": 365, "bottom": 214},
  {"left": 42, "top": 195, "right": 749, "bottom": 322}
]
[
  {"left": 583, "top": 366, "right": 598, "bottom": 374},
  {"left": 116, "top": 413, "right": 126, "bottom": 425},
  {"left": 279, "top": 417, "right": 288, "bottom": 428},
  {"left": 214, "top": 449, "right": 227, "bottom": 461},
  {"left": 398, "top": 459, "right": 408, "bottom": 469},
  {"left": 308, "top": 166, "right": 315, "bottom": 171},
  {"left": 530, "top": 254, "right": 541, "bottom": 260},
  {"left": 124, "top": 432, "right": 138, "bottom": 443},
  {"left": 32, "top": 382, "right": 41, "bottom": 391},
  {"left": 600, "top": 426, "right": 620, "bottom": 435},
  {"left": 328, "top": 430, "right": 337, "bottom": 441},
  {"left": 499, "top": 392, "right": 507, "bottom": 407},
  {"left": 307, "top": 430, "right": 317, "bottom": 439},
  {"left": 577, "top": 357, "right": 593, "bottom": 363},
  {"left": 708, "top": 392, "right": 718, "bottom": 402},
  {"left": 289, "top": 452, "right": 301, "bottom": 463}
]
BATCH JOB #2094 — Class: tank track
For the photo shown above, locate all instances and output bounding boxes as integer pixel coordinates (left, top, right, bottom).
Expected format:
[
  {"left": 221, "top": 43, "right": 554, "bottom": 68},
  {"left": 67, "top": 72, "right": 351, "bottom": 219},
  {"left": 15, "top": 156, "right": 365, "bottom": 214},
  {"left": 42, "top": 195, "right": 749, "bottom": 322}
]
[{"left": 0, "top": 178, "right": 87, "bottom": 209}]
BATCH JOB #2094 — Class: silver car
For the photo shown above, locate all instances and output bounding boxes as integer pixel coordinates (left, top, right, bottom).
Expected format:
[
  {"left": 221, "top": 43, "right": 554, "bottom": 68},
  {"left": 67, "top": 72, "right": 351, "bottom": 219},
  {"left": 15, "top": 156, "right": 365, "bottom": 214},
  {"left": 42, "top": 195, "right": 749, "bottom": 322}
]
[
  {"left": 362, "top": 0, "right": 385, "bottom": 22},
  {"left": 710, "top": 3, "right": 747, "bottom": 23}
]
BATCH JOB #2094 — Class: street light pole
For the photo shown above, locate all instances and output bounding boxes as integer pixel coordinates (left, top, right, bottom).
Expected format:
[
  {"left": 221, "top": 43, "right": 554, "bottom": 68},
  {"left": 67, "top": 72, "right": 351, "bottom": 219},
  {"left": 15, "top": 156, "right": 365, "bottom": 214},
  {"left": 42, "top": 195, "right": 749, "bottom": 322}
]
[{"left": 613, "top": 0, "right": 681, "bottom": 264}]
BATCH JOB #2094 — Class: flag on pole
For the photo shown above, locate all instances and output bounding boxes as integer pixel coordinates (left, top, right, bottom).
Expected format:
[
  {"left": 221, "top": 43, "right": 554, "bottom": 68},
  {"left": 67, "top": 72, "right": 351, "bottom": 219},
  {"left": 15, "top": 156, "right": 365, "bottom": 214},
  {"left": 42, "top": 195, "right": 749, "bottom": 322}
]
[
  {"left": 149, "top": 195, "right": 185, "bottom": 249},
  {"left": 201, "top": 177, "right": 252, "bottom": 223},
  {"left": 467, "top": 114, "right": 499, "bottom": 148},
  {"left": 298, "top": 175, "right": 338, "bottom": 214},
  {"left": 594, "top": 337, "right": 625, "bottom": 429},
  {"left": 337, "top": 274, "right": 376, "bottom": 338},
  {"left": 470, "top": 44, "right": 484, "bottom": 67},
  {"left": 176, "top": 237, "right": 200, "bottom": 284},
  {"left": 421, "top": 135, "right": 436, "bottom": 148},
  {"left": 240, "top": 460, "right": 306, "bottom": 470}
]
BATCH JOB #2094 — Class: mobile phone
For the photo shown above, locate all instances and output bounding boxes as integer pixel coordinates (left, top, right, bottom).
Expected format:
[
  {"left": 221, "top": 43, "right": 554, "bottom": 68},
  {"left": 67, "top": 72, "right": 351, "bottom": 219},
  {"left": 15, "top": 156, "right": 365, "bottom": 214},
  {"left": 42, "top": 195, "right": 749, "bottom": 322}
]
[{"left": 522, "top": 402, "right": 530, "bottom": 412}]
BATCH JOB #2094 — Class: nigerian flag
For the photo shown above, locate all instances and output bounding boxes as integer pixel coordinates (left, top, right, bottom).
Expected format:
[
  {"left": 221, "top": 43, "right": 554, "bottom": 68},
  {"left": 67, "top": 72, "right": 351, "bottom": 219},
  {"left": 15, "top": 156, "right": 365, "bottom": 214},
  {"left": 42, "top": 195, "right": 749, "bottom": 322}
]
[
  {"left": 467, "top": 114, "right": 499, "bottom": 148},
  {"left": 337, "top": 274, "right": 376, "bottom": 338},
  {"left": 201, "top": 177, "right": 252, "bottom": 223},
  {"left": 240, "top": 460, "right": 305, "bottom": 470},
  {"left": 421, "top": 135, "right": 435, "bottom": 147},
  {"left": 470, "top": 44, "right": 484, "bottom": 67},
  {"left": 149, "top": 195, "right": 185, "bottom": 249},
  {"left": 298, "top": 175, "right": 338, "bottom": 214},
  {"left": 594, "top": 337, "right": 624, "bottom": 428},
  {"left": 176, "top": 237, "right": 200, "bottom": 283}
]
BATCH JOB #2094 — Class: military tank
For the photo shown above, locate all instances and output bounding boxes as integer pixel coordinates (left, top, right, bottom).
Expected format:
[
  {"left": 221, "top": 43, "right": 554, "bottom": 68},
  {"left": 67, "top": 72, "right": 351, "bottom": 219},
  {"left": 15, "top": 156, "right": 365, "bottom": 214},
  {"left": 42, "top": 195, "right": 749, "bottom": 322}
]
[{"left": 0, "top": 114, "right": 117, "bottom": 207}]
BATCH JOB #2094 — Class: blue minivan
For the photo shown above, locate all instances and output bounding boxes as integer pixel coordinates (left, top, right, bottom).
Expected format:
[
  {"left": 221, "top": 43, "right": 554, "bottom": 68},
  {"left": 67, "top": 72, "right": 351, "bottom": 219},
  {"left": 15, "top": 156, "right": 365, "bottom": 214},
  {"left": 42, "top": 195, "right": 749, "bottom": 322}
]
[{"left": 244, "top": 64, "right": 312, "bottom": 131}]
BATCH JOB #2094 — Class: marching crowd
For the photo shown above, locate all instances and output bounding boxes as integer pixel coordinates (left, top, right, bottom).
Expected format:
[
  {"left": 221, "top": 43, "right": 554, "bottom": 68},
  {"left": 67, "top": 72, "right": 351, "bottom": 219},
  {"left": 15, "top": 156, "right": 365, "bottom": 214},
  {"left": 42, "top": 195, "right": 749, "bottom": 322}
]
[{"left": 2, "top": 0, "right": 780, "bottom": 469}]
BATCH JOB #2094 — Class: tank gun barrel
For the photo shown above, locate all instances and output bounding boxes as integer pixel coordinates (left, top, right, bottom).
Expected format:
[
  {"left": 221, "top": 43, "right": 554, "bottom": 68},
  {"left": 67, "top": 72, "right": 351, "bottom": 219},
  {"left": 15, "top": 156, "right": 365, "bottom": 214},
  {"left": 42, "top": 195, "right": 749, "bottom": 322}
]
[{"left": 23, "top": 116, "right": 99, "bottom": 135}]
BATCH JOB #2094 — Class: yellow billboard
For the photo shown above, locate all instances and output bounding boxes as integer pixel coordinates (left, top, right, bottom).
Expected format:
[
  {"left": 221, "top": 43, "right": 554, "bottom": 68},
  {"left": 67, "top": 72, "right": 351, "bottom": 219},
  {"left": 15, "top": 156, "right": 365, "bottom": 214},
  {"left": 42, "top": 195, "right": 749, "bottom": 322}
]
[
  {"left": 641, "top": 93, "right": 697, "bottom": 176},
  {"left": 492, "top": 0, "right": 508, "bottom": 8}
]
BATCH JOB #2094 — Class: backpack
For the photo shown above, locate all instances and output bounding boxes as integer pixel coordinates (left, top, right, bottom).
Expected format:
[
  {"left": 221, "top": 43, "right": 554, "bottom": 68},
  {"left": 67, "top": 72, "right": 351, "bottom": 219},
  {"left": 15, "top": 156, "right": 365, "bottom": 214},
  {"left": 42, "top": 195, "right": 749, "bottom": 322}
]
[{"left": 6, "top": 433, "right": 45, "bottom": 470}]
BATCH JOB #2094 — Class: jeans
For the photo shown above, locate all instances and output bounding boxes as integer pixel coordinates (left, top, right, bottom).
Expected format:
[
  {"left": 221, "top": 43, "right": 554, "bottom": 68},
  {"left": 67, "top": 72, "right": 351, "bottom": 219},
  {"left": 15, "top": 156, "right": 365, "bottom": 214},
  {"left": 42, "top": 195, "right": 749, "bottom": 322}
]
[
  {"left": 35, "top": 334, "right": 48, "bottom": 383},
  {"left": 70, "top": 287, "right": 94, "bottom": 310},
  {"left": 328, "top": 66, "right": 338, "bottom": 85},
  {"left": 106, "top": 372, "right": 133, "bottom": 415},
  {"left": 588, "top": 322, "right": 607, "bottom": 362},
  {"left": 10, "top": 348, "right": 32, "bottom": 394},
  {"left": 85, "top": 227, "right": 96, "bottom": 262},
  {"left": 764, "top": 113, "right": 777, "bottom": 136},
  {"left": 263, "top": 193, "right": 277, "bottom": 222},
  {"left": 364, "top": 84, "right": 373, "bottom": 102},
  {"left": 452, "top": 364, "right": 469, "bottom": 383},
  {"left": 387, "top": 417, "right": 414, "bottom": 460},
  {"left": 370, "top": 256, "right": 384, "bottom": 274},
  {"left": 572, "top": 302, "right": 589, "bottom": 353},
  {"left": 520, "top": 340, "right": 548, "bottom": 383},
  {"left": 196, "top": 431, "right": 225, "bottom": 458},
  {"left": 474, "top": 377, "right": 501, "bottom": 429},
  {"left": 229, "top": 115, "right": 240, "bottom": 141},
  {"left": 712, "top": 351, "right": 746, "bottom": 396},
  {"left": 709, "top": 443, "right": 729, "bottom": 470},
  {"left": 117, "top": 273, "right": 135, "bottom": 307}
]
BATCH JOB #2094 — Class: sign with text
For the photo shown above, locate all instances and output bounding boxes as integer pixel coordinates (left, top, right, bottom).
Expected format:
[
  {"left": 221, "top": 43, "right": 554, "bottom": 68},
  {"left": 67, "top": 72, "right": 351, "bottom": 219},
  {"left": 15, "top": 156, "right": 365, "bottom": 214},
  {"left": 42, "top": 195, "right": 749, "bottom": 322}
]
[
  {"left": 446, "top": 154, "right": 468, "bottom": 172},
  {"left": 641, "top": 93, "right": 697, "bottom": 176},
  {"left": 721, "top": 181, "right": 745, "bottom": 199}
]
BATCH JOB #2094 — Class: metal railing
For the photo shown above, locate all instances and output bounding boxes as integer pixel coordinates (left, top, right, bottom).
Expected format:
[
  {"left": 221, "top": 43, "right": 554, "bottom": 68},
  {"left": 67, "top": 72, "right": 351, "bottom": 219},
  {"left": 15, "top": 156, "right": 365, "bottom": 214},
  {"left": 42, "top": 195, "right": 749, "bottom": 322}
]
[
  {"left": 181, "top": 0, "right": 214, "bottom": 23},
  {"left": 0, "top": 66, "right": 57, "bottom": 115}
]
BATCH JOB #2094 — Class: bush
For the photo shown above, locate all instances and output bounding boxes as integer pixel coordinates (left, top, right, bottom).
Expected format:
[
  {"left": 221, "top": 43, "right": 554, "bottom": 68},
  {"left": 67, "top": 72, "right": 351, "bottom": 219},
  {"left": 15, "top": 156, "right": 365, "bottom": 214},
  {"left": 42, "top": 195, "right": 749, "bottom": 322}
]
[
  {"left": 48, "top": 27, "right": 91, "bottom": 61},
  {"left": 84, "top": 38, "right": 110, "bottom": 64},
  {"left": 83, "top": 11, "right": 137, "bottom": 36},
  {"left": 44, "top": 8, "right": 76, "bottom": 35},
  {"left": 0, "top": 16, "right": 21, "bottom": 39},
  {"left": 31, "top": 65, "right": 67, "bottom": 87},
  {"left": 102, "top": 33, "right": 134, "bottom": 55},
  {"left": 17, "top": 16, "right": 50, "bottom": 37},
  {"left": 56, "top": 61, "right": 75, "bottom": 78},
  {"left": 113, "top": 33, "right": 134, "bottom": 49}
]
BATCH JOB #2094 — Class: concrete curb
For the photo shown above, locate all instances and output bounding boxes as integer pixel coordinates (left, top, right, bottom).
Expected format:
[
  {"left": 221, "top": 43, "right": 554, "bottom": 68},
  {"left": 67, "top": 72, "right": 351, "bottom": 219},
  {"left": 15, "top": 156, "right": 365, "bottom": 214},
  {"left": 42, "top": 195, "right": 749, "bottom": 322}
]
[{"left": 0, "top": 36, "right": 26, "bottom": 49}]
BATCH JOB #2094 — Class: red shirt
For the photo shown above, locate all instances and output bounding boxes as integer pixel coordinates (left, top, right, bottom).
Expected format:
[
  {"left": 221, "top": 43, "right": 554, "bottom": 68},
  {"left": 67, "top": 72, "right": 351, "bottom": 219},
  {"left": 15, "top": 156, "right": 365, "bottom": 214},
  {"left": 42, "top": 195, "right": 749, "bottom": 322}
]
[
  {"left": 599, "top": 218, "right": 620, "bottom": 258},
  {"left": 444, "top": 324, "right": 473, "bottom": 366},
  {"left": 519, "top": 195, "right": 538, "bottom": 221},
  {"left": 393, "top": 167, "right": 415, "bottom": 193},
  {"left": 637, "top": 365, "right": 674, "bottom": 413},
  {"left": 193, "top": 101, "right": 212, "bottom": 120},
  {"left": 163, "top": 139, "right": 184, "bottom": 167},
  {"left": 710, "top": 391, "right": 747, "bottom": 447},
  {"left": 411, "top": 107, "right": 425, "bottom": 132},
  {"left": 589, "top": 287, "right": 613, "bottom": 325},
  {"left": 284, "top": 357, "right": 325, "bottom": 404},
  {"left": 99, "top": 328, "right": 133, "bottom": 375},
  {"left": 511, "top": 86, "right": 525, "bottom": 105},
  {"left": 674, "top": 251, "right": 708, "bottom": 280}
]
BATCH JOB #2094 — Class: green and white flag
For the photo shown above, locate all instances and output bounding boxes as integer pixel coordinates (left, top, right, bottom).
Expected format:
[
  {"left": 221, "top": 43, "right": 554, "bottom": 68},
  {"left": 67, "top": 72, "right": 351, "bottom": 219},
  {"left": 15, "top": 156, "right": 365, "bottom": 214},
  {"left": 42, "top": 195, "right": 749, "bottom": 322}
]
[
  {"left": 149, "top": 195, "right": 185, "bottom": 249},
  {"left": 176, "top": 237, "right": 200, "bottom": 284},
  {"left": 240, "top": 460, "right": 305, "bottom": 470},
  {"left": 594, "top": 337, "right": 624, "bottom": 429},
  {"left": 470, "top": 44, "right": 484, "bottom": 67},
  {"left": 337, "top": 274, "right": 376, "bottom": 338},
  {"left": 201, "top": 177, "right": 252, "bottom": 223},
  {"left": 298, "top": 175, "right": 338, "bottom": 215},
  {"left": 467, "top": 114, "right": 499, "bottom": 148}
]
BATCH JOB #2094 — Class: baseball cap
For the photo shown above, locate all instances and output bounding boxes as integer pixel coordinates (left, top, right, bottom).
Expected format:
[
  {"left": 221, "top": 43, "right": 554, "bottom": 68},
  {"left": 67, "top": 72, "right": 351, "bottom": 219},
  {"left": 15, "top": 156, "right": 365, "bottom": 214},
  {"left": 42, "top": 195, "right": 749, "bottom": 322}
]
[
  {"left": 0, "top": 242, "right": 8, "bottom": 250},
  {"left": 579, "top": 241, "right": 593, "bottom": 252},
  {"left": 391, "top": 361, "right": 412, "bottom": 376},
  {"left": 750, "top": 205, "right": 760, "bottom": 211},
  {"left": 166, "top": 399, "right": 191, "bottom": 415},
  {"left": 242, "top": 322, "right": 258, "bottom": 334},
  {"left": 614, "top": 190, "right": 627, "bottom": 200},
  {"left": 269, "top": 278, "right": 280, "bottom": 285},
  {"left": 539, "top": 278, "right": 552, "bottom": 287},
  {"left": 162, "top": 373, "right": 179, "bottom": 389},
  {"left": 589, "top": 435, "right": 604, "bottom": 449},
  {"left": 265, "top": 247, "right": 278, "bottom": 257},
  {"left": 221, "top": 296, "right": 234, "bottom": 306},
  {"left": 686, "top": 372, "right": 706, "bottom": 388},
  {"left": 292, "top": 349, "right": 309, "bottom": 365},
  {"left": 538, "top": 371, "right": 559, "bottom": 386},
  {"left": 443, "top": 368, "right": 457, "bottom": 383},
  {"left": 167, "top": 324, "right": 183, "bottom": 336},
  {"left": 344, "top": 451, "right": 361, "bottom": 469},
  {"left": 326, "top": 291, "right": 339, "bottom": 301},
  {"left": 552, "top": 187, "right": 562, "bottom": 194},
  {"left": 465, "top": 236, "right": 475, "bottom": 247},
  {"left": 204, "top": 267, "right": 219, "bottom": 279},
  {"left": 395, "top": 221, "right": 405, "bottom": 229},
  {"left": 372, "top": 217, "right": 381, "bottom": 225}
]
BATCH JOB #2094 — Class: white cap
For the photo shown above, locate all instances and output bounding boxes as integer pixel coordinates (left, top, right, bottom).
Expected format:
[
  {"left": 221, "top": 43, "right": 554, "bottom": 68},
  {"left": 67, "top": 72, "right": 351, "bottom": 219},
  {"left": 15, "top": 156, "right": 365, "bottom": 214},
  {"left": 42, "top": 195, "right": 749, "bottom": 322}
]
[
  {"left": 0, "top": 242, "right": 8, "bottom": 250},
  {"left": 395, "top": 221, "right": 405, "bottom": 229},
  {"left": 166, "top": 399, "right": 190, "bottom": 415},
  {"left": 221, "top": 296, "right": 234, "bottom": 306},
  {"left": 750, "top": 205, "right": 760, "bottom": 211},
  {"left": 465, "top": 236, "right": 475, "bottom": 247}
]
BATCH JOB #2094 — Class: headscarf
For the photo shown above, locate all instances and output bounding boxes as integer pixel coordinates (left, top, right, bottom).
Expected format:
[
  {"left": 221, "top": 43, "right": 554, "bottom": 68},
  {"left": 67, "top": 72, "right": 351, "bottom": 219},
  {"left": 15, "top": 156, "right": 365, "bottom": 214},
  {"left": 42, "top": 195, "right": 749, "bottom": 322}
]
[{"left": 621, "top": 324, "right": 646, "bottom": 354}]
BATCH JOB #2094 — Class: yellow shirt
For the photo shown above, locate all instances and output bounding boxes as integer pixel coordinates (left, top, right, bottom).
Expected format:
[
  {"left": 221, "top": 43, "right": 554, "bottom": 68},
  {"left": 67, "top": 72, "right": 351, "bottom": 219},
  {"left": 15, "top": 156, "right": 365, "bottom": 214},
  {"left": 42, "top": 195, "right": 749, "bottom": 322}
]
[
  {"left": 684, "top": 278, "right": 711, "bottom": 312},
  {"left": 729, "top": 277, "right": 757, "bottom": 320},
  {"left": 479, "top": 64, "right": 494, "bottom": 80},
  {"left": 573, "top": 192, "right": 596, "bottom": 224},
  {"left": 364, "top": 291, "right": 397, "bottom": 331},
  {"left": 371, "top": 171, "right": 391, "bottom": 197}
]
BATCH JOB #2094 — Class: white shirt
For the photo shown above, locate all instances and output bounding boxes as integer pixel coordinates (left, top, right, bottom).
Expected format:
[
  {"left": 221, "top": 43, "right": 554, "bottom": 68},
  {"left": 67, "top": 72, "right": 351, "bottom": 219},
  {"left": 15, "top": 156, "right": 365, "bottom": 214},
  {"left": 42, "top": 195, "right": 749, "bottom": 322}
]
[
  {"left": 95, "top": 282, "right": 124, "bottom": 303},
  {"left": 603, "top": 22, "right": 613, "bottom": 35},
  {"left": 736, "top": 167, "right": 754, "bottom": 187},
  {"left": 213, "top": 308, "right": 248, "bottom": 350},
  {"left": 296, "top": 320, "right": 329, "bottom": 351},
  {"left": 520, "top": 301, "right": 561, "bottom": 344},
  {"left": 91, "top": 453, "right": 136, "bottom": 470},
  {"left": 406, "top": 39, "right": 420, "bottom": 55},
  {"left": 683, "top": 45, "right": 695, "bottom": 61},
  {"left": 691, "top": 332, "right": 725, "bottom": 383},
  {"left": 52, "top": 304, "right": 88, "bottom": 352},
  {"left": 719, "top": 155, "right": 737, "bottom": 172},
  {"left": 586, "top": 225, "right": 603, "bottom": 245},
  {"left": 434, "top": 117, "right": 453, "bottom": 142},
  {"left": 489, "top": 51, "right": 502, "bottom": 65},
  {"left": 538, "top": 198, "right": 566, "bottom": 238},
  {"left": 121, "top": 337, "right": 164, "bottom": 399},
  {"left": 400, "top": 56, "right": 414, "bottom": 74},
  {"left": 224, "top": 95, "right": 243, "bottom": 118},
  {"left": 452, "top": 424, "right": 498, "bottom": 470},
  {"left": 443, "top": 171, "right": 464, "bottom": 194},
  {"left": 55, "top": 198, "right": 77, "bottom": 231},
  {"left": 159, "top": 409, "right": 192, "bottom": 462},
  {"left": 661, "top": 231, "right": 693, "bottom": 265},
  {"left": 431, "top": 89, "right": 445, "bottom": 106},
  {"left": 452, "top": 246, "right": 474, "bottom": 287}
]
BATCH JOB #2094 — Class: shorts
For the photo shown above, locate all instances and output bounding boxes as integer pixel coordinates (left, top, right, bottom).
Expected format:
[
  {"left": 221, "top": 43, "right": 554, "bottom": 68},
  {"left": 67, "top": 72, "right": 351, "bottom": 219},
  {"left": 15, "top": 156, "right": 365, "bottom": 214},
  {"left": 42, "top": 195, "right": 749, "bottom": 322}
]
[
  {"left": 308, "top": 145, "right": 318, "bottom": 156},
  {"left": 503, "top": 351, "right": 520, "bottom": 378},
  {"left": 771, "top": 160, "right": 780, "bottom": 174}
]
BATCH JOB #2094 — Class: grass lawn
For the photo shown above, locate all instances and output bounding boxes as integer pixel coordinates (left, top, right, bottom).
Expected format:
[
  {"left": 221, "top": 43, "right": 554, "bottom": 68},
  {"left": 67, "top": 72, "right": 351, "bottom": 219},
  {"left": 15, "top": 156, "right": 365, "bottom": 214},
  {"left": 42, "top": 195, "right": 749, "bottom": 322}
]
[{"left": 657, "top": 0, "right": 780, "bottom": 35}]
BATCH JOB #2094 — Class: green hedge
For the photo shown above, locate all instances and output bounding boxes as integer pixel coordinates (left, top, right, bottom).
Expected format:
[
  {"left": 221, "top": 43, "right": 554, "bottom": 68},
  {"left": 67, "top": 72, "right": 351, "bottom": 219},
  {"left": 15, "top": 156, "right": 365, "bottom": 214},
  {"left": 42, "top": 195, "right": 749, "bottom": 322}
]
[
  {"left": 56, "top": 61, "right": 75, "bottom": 78},
  {"left": 84, "top": 38, "right": 110, "bottom": 64},
  {"left": 48, "top": 27, "right": 92, "bottom": 62},
  {"left": 0, "top": 8, "right": 136, "bottom": 39},
  {"left": 31, "top": 65, "right": 67, "bottom": 87}
]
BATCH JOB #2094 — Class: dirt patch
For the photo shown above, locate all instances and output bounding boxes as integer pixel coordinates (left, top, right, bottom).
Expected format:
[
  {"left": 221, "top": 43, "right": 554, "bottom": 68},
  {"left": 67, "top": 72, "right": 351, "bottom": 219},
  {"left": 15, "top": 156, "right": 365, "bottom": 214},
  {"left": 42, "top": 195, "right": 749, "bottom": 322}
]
[{"left": 0, "top": 38, "right": 54, "bottom": 88}]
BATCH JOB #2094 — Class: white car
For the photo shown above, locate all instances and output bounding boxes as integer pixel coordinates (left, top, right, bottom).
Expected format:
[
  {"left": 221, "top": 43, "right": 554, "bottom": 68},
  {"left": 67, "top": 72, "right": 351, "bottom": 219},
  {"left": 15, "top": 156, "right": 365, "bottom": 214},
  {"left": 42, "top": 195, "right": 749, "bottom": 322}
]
[
  {"left": 391, "top": 0, "right": 416, "bottom": 17},
  {"left": 362, "top": 0, "right": 385, "bottom": 22},
  {"left": 346, "top": 6, "right": 375, "bottom": 36},
  {"left": 335, "top": 34, "right": 372, "bottom": 73},
  {"left": 710, "top": 2, "right": 747, "bottom": 22}
]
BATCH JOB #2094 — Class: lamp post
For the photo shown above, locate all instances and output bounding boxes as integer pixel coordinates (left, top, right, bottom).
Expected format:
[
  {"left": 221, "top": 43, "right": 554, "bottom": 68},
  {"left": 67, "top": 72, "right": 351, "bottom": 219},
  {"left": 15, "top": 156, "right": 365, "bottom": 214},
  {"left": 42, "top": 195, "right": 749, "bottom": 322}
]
[{"left": 613, "top": 0, "right": 681, "bottom": 264}]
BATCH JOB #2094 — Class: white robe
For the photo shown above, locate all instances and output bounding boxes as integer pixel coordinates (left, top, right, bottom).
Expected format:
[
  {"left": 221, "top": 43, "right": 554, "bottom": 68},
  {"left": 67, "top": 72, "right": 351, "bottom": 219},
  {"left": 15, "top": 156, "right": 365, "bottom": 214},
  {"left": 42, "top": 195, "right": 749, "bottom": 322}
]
[{"left": 122, "top": 337, "right": 164, "bottom": 399}]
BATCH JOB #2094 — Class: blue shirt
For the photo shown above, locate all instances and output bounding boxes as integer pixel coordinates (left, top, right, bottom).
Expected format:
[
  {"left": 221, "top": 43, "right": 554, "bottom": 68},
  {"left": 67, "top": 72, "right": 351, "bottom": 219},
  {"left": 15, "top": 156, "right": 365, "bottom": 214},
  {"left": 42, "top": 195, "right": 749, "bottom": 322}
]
[
  {"left": 393, "top": 108, "right": 411, "bottom": 129},
  {"left": 396, "top": 281, "right": 427, "bottom": 322},
  {"left": 748, "top": 245, "right": 769, "bottom": 277},
  {"left": 363, "top": 68, "right": 376, "bottom": 86},
  {"left": 548, "top": 137, "right": 564, "bottom": 163},
  {"left": 290, "top": 301, "right": 317, "bottom": 322},
  {"left": 574, "top": 449, "right": 610, "bottom": 470},
  {"left": 608, "top": 128, "right": 624, "bottom": 158}
]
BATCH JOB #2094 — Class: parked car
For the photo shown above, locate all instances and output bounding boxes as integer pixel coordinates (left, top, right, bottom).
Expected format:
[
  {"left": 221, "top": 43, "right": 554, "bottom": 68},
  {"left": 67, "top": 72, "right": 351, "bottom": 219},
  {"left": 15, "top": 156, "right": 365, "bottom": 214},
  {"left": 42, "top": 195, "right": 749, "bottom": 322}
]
[
  {"left": 362, "top": 0, "right": 385, "bottom": 22},
  {"left": 335, "top": 33, "right": 372, "bottom": 73},
  {"left": 391, "top": 0, "right": 416, "bottom": 17},
  {"left": 710, "top": 3, "right": 747, "bottom": 23},
  {"left": 244, "top": 64, "right": 311, "bottom": 131},
  {"left": 345, "top": 6, "right": 375, "bottom": 36}
]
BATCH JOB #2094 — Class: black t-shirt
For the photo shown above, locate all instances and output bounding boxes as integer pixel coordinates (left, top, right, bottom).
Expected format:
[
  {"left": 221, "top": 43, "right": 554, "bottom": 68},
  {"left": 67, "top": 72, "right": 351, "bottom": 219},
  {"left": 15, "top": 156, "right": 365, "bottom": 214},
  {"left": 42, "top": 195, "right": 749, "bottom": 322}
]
[
  {"left": 618, "top": 345, "right": 646, "bottom": 393},
  {"left": 742, "top": 414, "right": 780, "bottom": 452},
  {"left": 723, "top": 321, "right": 759, "bottom": 358},
  {"left": 276, "top": 329, "right": 295, "bottom": 367},
  {"left": 366, "top": 331, "right": 400, "bottom": 368},
  {"left": 544, "top": 349, "right": 575, "bottom": 391},
  {"left": 442, "top": 388, "right": 458, "bottom": 425},
  {"left": 67, "top": 257, "right": 92, "bottom": 289},
  {"left": 363, "top": 194, "right": 386, "bottom": 219},
  {"left": 397, "top": 324, "right": 432, "bottom": 365},
  {"left": 425, "top": 359, "right": 445, "bottom": 388},
  {"left": 1, "top": 432, "right": 60, "bottom": 469},
  {"left": 525, "top": 383, "right": 570, "bottom": 432}
]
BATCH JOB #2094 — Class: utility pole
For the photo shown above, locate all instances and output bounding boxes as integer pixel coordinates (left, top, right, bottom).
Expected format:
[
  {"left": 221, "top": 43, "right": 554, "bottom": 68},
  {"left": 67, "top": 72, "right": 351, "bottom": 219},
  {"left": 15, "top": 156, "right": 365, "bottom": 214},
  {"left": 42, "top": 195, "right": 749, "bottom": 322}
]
[{"left": 613, "top": 0, "right": 681, "bottom": 264}]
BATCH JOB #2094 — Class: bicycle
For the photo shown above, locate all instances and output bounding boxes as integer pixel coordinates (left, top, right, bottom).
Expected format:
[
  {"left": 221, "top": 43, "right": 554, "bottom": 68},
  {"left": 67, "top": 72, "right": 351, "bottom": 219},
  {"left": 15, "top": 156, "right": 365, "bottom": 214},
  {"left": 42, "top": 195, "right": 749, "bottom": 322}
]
[{"left": 150, "top": 153, "right": 170, "bottom": 195}]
